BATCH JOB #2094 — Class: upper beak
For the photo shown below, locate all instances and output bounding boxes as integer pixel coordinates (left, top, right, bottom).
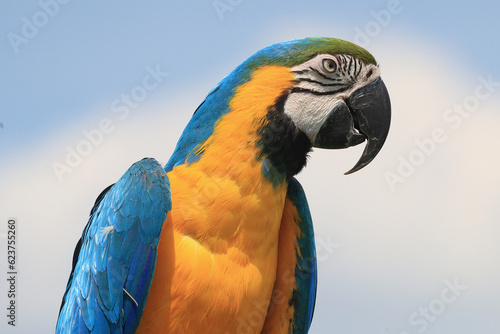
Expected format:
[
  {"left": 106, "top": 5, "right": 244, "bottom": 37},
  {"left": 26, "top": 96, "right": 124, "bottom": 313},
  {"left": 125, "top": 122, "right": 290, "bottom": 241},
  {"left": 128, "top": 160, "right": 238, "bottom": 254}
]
[
  {"left": 344, "top": 77, "right": 391, "bottom": 174},
  {"left": 312, "top": 77, "right": 391, "bottom": 174}
]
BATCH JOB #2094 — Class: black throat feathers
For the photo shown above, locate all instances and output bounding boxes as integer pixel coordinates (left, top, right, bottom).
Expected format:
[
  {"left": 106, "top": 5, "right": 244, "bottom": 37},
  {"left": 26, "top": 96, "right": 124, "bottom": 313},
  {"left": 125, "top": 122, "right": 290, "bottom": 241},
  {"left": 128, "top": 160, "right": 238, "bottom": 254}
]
[{"left": 256, "top": 93, "right": 312, "bottom": 182}]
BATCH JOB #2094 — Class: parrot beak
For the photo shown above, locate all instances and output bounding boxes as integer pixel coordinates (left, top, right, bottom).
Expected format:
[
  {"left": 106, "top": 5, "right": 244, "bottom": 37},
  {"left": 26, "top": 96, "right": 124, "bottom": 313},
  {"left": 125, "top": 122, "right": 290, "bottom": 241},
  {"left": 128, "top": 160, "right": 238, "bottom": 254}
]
[
  {"left": 313, "top": 77, "right": 391, "bottom": 174},
  {"left": 344, "top": 77, "right": 391, "bottom": 174}
]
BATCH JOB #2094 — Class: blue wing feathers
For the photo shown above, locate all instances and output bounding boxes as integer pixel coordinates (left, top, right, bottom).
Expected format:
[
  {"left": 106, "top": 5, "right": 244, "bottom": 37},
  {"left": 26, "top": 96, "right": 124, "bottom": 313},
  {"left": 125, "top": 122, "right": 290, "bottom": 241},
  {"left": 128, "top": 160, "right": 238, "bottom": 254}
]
[
  {"left": 287, "top": 177, "right": 318, "bottom": 334},
  {"left": 56, "top": 158, "right": 171, "bottom": 333},
  {"left": 123, "top": 246, "right": 156, "bottom": 334}
]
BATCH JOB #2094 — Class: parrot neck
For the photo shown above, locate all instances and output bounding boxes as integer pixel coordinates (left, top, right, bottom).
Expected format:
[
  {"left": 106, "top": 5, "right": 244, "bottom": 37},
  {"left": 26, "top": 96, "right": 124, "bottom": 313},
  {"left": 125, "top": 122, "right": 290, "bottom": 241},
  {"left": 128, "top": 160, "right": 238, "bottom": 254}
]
[
  {"left": 166, "top": 65, "right": 311, "bottom": 183},
  {"left": 256, "top": 93, "right": 312, "bottom": 183}
]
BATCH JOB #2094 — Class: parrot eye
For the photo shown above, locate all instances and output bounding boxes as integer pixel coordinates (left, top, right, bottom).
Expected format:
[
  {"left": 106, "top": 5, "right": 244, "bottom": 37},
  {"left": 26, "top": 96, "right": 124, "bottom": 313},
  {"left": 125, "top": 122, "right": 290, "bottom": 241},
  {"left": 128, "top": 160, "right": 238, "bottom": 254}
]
[{"left": 322, "top": 59, "right": 337, "bottom": 73}]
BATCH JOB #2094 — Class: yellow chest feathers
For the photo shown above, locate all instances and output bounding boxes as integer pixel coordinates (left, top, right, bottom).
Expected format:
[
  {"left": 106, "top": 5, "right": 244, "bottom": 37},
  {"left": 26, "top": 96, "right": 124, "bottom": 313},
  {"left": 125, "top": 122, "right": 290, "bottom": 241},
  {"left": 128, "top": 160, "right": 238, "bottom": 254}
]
[{"left": 137, "top": 66, "right": 297, "bottom": 333}]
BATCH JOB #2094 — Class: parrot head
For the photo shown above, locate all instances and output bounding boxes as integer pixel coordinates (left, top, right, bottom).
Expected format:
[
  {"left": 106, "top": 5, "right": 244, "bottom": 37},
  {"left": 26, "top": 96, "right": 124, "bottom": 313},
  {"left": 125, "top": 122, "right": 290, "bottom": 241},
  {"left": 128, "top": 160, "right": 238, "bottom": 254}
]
[
  {"left": 281, "top": 42, "right": 391, "bottom": 174},
  {"left": 167, "top": 37, "right": 391, "bottom": 177}
]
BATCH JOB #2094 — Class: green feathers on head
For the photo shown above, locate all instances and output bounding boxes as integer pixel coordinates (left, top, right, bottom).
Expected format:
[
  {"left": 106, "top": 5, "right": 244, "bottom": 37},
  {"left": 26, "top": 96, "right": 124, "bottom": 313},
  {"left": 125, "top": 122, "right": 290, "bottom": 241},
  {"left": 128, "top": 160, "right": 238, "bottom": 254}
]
[{"left": 245, "top": 37, "right": 377, "bottom": 70}]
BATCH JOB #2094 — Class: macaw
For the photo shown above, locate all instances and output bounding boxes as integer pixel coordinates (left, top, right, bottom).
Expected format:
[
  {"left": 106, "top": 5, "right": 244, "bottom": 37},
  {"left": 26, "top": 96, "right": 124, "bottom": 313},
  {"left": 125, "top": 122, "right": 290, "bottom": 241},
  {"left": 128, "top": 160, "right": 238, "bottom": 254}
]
[{"left": 56, "top": 37, "right": 391, "bottom": 333}]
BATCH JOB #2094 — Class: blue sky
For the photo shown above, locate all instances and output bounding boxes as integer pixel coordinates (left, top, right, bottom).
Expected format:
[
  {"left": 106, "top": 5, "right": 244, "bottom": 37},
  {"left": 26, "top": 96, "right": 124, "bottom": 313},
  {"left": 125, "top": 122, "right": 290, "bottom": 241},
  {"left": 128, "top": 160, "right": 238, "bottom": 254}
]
[{"left": 1, "top": 1, "right": 500, "bottom": 333}]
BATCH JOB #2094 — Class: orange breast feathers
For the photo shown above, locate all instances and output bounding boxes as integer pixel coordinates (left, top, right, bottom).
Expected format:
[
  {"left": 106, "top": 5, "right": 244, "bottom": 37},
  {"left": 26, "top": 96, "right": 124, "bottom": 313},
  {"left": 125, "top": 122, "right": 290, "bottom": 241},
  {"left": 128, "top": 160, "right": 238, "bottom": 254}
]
[{"left": 137, "top": 66, "right": 298, "bottom": 333}]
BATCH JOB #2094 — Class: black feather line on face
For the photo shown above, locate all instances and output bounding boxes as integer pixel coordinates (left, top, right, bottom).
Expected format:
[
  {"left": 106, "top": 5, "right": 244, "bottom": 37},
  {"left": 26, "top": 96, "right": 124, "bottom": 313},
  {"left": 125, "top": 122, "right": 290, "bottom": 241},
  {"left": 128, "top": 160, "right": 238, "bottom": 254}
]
[
  {"left": 256, "top": 93, "right": 312, "bottom": 181},
  {"left": 290, "top": 86, "right": 346, "bottom": 96},
  {"left": 298, "top": 77, "right": 345, "bottom": 87}
]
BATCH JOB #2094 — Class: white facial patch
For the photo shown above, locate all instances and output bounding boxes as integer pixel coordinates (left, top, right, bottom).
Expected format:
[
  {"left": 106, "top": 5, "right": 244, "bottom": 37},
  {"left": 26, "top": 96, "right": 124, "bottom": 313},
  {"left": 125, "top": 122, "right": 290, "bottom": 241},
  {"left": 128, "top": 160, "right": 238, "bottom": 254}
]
[{"left": 284, "top": 92, "right": 343, "bottom": 142}]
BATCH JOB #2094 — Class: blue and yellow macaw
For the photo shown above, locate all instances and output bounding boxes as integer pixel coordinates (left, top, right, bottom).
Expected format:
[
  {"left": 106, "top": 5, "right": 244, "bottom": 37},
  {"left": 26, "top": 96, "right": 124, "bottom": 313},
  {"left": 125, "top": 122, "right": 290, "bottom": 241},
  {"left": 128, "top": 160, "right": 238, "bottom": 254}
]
[{"left": 56, "top": 37, "right": 391, "bottom": 333}]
